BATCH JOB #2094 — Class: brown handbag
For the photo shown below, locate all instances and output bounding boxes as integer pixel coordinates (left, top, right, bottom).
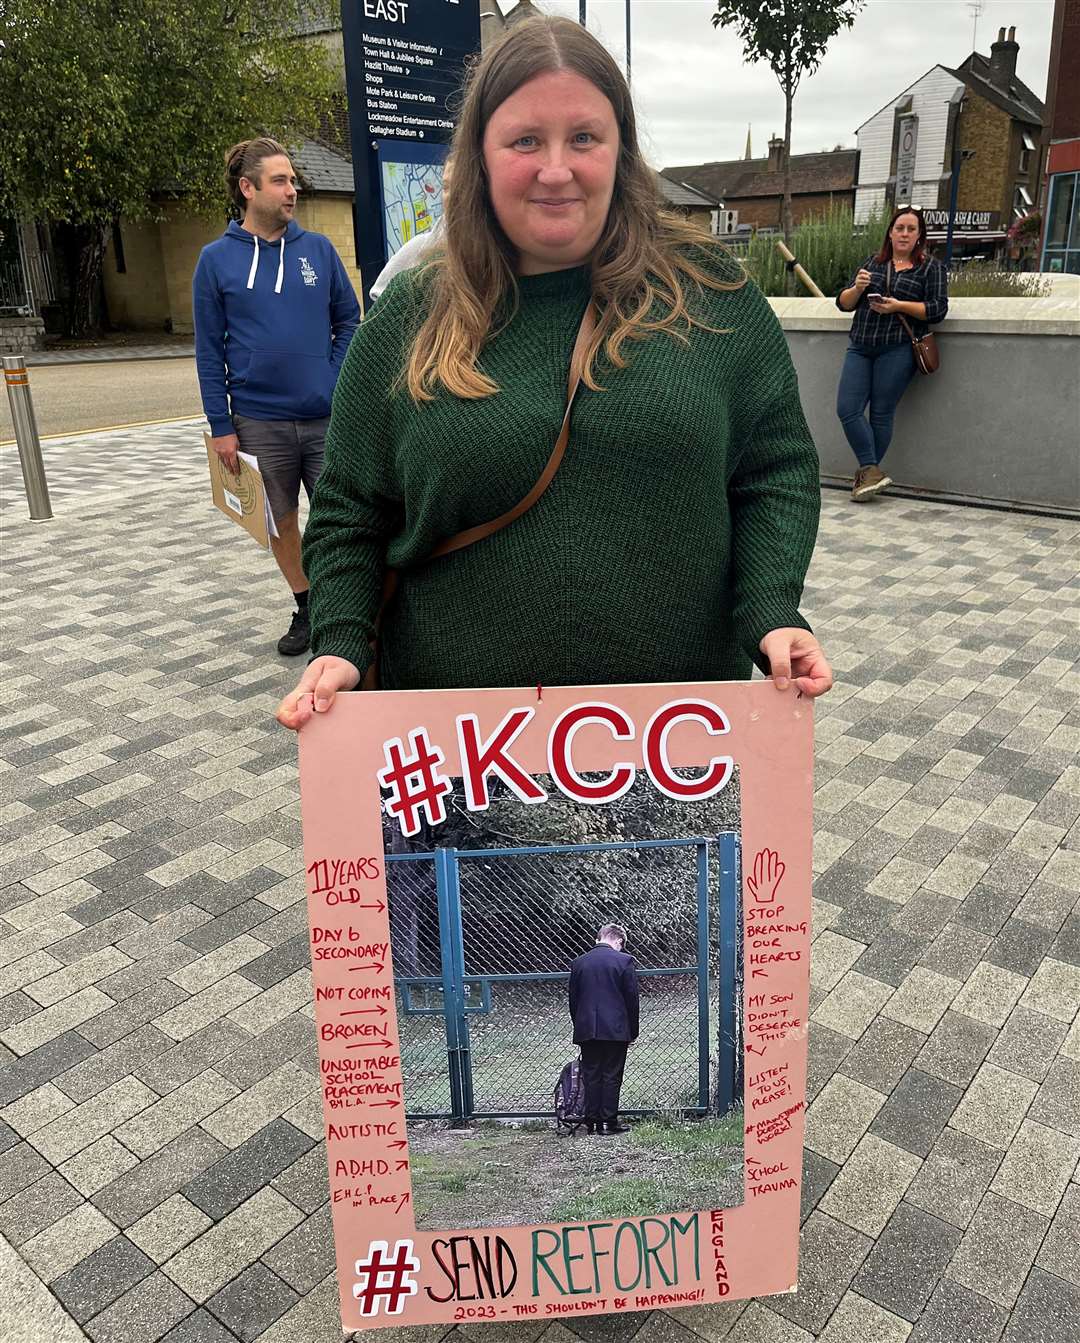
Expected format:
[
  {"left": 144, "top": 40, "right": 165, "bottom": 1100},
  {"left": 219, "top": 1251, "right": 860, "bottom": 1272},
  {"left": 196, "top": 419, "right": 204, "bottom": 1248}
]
[
  {"left": 360, "top": 300, "right": 599, "bottom": 690},
  {"left": 887, "top": 263, "right": 940, "bottom": 375}
]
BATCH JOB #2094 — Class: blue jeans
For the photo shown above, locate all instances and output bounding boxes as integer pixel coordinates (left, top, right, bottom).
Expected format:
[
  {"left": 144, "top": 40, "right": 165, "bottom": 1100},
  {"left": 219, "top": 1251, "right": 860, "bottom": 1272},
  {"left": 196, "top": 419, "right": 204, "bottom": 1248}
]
[{"left": 837, "top": 342, "right": 916, "bottom": 468}]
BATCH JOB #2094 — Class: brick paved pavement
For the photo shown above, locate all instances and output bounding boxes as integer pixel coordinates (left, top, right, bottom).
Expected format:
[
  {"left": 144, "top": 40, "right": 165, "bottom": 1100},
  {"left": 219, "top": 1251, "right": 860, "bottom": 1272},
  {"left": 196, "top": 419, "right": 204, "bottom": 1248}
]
[{"left": 2, "top": 419, "right": 1079, "bottom": 1343}]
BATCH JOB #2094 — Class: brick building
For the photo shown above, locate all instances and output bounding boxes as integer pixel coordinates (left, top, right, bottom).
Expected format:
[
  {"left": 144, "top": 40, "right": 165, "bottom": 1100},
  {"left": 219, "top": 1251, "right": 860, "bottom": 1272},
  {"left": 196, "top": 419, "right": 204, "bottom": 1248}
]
[
  {"left": 661, "top": 141, "right": 858, "bottom": 233},
  {"left": 1040, "top": 0, "right": 1080, "bottom": 271},
  {"left": 853, "top": 27, "right": 1045, "bottom": 261}
]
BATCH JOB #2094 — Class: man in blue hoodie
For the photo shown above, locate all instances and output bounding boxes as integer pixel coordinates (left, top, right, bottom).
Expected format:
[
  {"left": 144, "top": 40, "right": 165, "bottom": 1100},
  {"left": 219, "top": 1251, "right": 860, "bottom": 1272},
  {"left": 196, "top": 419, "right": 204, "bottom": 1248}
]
[{"left": 193, "top": 138, "right": 360, "bottom": 656}]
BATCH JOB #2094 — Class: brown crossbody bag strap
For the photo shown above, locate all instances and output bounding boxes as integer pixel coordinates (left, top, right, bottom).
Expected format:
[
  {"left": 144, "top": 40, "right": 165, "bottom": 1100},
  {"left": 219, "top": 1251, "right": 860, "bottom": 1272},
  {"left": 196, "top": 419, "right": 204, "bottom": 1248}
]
[{"left": 361, "top": 300, "right": 598, "bottom": 690}]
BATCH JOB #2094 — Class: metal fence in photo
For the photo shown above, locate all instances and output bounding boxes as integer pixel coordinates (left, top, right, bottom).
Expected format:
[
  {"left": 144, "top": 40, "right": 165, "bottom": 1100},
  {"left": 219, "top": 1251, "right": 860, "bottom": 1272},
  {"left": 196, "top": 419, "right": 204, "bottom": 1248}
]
[{"left": 386, "top": 835, "right": 742, "bottom": 1123}]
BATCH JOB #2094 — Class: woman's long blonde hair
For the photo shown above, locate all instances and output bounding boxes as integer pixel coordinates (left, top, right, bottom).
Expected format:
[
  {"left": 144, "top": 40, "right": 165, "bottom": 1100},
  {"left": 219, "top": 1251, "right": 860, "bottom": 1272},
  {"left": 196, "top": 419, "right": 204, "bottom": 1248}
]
[{"left": 405, "top": 15, "right": 744, "bottom": 402}]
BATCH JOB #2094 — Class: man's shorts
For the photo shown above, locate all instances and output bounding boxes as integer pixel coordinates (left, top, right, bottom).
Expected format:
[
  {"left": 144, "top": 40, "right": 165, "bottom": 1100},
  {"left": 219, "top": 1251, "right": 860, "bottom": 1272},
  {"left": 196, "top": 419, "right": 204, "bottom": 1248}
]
[{"left": 232, "top": 415, "right": 329, "bottom": 524}]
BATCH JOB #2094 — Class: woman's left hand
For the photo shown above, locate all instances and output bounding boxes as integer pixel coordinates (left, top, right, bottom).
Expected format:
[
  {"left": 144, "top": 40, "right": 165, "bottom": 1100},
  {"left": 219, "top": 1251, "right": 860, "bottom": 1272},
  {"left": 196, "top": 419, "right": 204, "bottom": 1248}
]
[
  {"left": 868, "top": 295, "right": 902, "bottom": 314},
  {"left": 759, "top": 628, "right": 834, "bottom": 698}
]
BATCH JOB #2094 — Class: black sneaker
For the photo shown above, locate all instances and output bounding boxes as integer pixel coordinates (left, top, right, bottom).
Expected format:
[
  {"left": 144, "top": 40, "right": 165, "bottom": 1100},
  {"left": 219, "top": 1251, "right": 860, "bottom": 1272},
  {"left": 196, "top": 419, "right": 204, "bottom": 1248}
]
[{"left": 277, "top": 609, "right": 310, "bottom": 657}]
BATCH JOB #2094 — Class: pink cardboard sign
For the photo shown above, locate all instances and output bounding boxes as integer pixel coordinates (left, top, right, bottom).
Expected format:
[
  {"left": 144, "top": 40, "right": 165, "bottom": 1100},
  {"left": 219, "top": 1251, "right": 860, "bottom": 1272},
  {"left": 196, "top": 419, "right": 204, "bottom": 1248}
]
[{"left": 297, "top": 681, "right": 813, "bottom": 1330}]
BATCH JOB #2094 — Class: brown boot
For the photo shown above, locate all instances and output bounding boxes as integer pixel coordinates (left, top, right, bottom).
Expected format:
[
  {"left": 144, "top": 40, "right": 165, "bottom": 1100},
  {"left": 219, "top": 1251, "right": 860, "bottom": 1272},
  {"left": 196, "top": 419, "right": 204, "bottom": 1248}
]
[{"left": 851, "top": 464, "right": 891, "bottom": 501}]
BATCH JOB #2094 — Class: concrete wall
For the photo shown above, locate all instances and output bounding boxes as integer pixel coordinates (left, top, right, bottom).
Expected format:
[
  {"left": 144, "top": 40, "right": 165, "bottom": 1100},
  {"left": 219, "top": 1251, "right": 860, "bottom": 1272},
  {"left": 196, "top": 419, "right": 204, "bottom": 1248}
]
[
  {"left": 103, "top": 219, "right": 170, "bottom": 331},
  {"left": 770, "top": 297, "right": 1080, "bottom": 512},
  {"left": 159, "top": 203, "right": 223, "bottom": 336},
  {"left": 295, "top": 196, "right": 358, "bottom": 275}
]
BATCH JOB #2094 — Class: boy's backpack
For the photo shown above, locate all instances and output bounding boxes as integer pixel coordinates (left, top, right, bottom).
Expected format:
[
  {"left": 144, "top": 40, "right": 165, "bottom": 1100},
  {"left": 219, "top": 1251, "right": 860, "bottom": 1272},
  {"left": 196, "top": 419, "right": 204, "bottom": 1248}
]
[{"left": 554, "top": 1057, "right": 587, "bottom": 1132}]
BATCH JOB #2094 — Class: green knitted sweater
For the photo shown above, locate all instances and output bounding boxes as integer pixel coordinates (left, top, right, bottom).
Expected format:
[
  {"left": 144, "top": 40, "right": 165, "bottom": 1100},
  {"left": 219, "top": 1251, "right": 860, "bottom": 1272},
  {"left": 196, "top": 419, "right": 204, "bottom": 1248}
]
[{"left": 303, "top": 257, "right": 820, "bottom": 690}]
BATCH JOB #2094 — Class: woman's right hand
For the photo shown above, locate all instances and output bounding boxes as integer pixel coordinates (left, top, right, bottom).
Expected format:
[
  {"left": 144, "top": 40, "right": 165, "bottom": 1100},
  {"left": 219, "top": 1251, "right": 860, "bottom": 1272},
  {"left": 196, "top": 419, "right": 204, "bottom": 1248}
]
[
  {"left": 854, "top": 269, "right": 872, "bottom": 292},
  {"left": 275, "top": 656, "right": 362, "bottom": 731}
]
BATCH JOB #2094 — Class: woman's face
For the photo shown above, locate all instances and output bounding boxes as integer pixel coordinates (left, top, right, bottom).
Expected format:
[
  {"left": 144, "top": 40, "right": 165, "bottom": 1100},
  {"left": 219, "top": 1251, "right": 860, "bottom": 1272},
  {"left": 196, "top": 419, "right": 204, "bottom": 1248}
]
[
  {"left": 890, "top": 212, "right": 921, "bottom": 258},
  {"left": 482, "top": 69, "right": 619, "bottom": 276}
]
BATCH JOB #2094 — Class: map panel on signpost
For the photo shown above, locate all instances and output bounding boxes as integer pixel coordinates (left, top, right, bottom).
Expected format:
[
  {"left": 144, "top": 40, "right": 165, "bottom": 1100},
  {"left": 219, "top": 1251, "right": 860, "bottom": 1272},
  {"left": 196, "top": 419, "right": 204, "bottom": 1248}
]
[{"left": 377, "top": 143, "right": 447, "bottom": 261}]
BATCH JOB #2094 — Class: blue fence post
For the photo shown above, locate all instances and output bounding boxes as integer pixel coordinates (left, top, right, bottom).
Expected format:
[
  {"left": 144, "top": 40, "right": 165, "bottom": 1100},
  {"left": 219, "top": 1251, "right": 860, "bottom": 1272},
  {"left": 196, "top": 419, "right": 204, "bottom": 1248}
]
[
  {"left": 716, "top": 832, "right": 739, "bottom": 1114},
  {"left": 435, "top": 847, "right": 469, "bottom": 1125},
  {"left": 696, "top": 840, "right": 711, "bottom": 1113}
]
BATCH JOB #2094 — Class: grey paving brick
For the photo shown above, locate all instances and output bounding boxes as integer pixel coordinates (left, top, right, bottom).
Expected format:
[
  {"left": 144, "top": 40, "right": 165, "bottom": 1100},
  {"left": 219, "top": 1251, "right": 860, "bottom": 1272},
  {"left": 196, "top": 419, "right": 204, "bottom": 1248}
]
[
  {"left": 235, "top": 933, "right": 310, "bottom": 989},
  {"left": 180, "top": 901, "right": 273, "bottom": 955},
  {"left": 28, "top": 1074, "right": 156, "bottom": 1164},
  {"left": 184, "top": 1118, "right": 315, "bottom": 1219},
  {"left": 954, "top": 886, "right": 1022, "bottom": 936},
  {"left": 919, "top": 923, "right": 993, "bottom": 982},
  {"left": 984, "top": 919, "right": 1056, "bottom": 978},
  {"left": 823, "top": 1017, "right": 924, "bottom": 1097},
  {"left": 805, "top": 1024, "right": 853, "bottom": 1103},
  {"left": 114, "top": 1069, "right": 239, "bottom": 1158},
  {"left": 51, "top": 1234, "right": 156, "bottom": 1325},
  {"left": 1, "top": 985, "right": 114, "bottom": 1055},
  {"left": 132, "top": 1020, "right": 253, "bottom": 1096},
  {"left": 161, "top": 1186, "right": 304, "bottom": 1302},
  {"left": 159, "top": 1309, "right": 241, "bottom": 1343},
  {"left": 915, "top": 1012, "right": 997, "bottom": 1088},
  {"left": 128, "top": 1193, "right": 213, "bottom": 1264},
  {"left": 206, "top": 1262, "right": 299, "bottom": 1341},
  {"left": 78, "top": 980, "right": 190, "bottom": 1050},
  {"left": 853, "top": 1201, "right": 962, "bottom": 1323},
  {"left": 906, "top": 1126, "right": 1004, "bottom": 1229},
  {"left": 946, "top": 1190, "right": 1050, "bottom": 1309},
  {"left": 908, "top": 1279, "right": 1008, "bottom": 1343},
  {"left": 50, "top": 912, "right": 150, "bottom": 967},
  {"left": 805, "top": 1074, "right": 887, "bottom": 1163},
  {"left": 18, "top": 1200, "right": 118, "bottom": 1282},
  {"left": 987, "top": 1005, "right": 1069, "bottom": 1083},
  {"left": 259, "top": 1202, "right": 333, "bottom": 1294},
  {"left": 853, "top": 928, "right": 930, "bottom": 989},
  {"left": 53, "top": 1024, "right": 171, "bottom": 1104},
  {"left": 84, "top": 1270, "right": 197, "bottom": 1343},
  {"left": 818, "top": 1133, "right": 922, "bottom": 1238},
  {"left": 870, "top": 1068, "right": 963, "bottom": 1158},
  {"left": 211, "top": 1013, "right": 314, "bottom": 1090},
  {"left": 0, "top": 1168, "right": 83, "bottom": 1244},
  {"left": 1002, "top": 1267, "right": 1080, "bottom": 1343},
  {"left": 1028, "top": 1056, "right": 1080, "bottom": 1139},
  {"left": 59, "top": 1133, "right": 141, "bottom": 1197},
  {"left": 97, "top": 943, "right": 201, "bottom": 1005},
  {"left": 989, "top": 1117, "right": 1080, "bottom": 1217},
  {"left": 92, "top": 1127, "right": 228, "bottom": 1228},
  {"left": 269, "top": 1144, "right": 330, "bottom": 1215},
  {"left": 950, "top": 1062, "right": 1038, "bottom": 1149},
  {"left": 1036, "top": 1182, "right": 1080, "bottom": 1288}
]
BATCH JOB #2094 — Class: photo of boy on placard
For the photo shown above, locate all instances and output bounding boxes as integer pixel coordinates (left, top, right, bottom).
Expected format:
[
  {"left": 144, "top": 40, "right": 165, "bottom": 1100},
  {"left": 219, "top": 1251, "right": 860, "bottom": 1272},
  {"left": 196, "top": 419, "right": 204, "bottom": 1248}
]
[{"left": 382, "top": 772, "right": 746, "bottom": 1230}]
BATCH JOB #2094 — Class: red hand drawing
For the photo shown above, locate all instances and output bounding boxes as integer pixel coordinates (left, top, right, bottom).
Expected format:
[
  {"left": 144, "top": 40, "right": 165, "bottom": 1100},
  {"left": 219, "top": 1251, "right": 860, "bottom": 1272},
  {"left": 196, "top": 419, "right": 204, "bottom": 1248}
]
[{"left": 748, "top": 848, "right": 786, "bottom": 904}]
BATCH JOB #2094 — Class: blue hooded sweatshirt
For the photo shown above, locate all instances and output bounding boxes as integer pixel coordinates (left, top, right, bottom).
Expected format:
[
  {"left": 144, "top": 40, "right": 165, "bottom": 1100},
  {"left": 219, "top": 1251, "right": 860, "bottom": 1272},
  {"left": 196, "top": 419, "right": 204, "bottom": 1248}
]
[{"left": 192, "top": 219, "right": 360, "bottom": 437}]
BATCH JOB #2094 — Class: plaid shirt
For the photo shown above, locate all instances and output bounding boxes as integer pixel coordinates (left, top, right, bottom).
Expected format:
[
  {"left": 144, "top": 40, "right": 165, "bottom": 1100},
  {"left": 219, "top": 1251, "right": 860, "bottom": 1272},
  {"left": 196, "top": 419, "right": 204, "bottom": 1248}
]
[{"left": 838, "top": 256, "right": 949, "bottom": 347}]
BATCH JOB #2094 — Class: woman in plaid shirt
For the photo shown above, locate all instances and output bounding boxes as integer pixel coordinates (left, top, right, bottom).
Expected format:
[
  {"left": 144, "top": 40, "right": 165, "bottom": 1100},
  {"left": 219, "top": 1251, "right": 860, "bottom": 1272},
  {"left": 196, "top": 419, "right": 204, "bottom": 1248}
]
[{"left": 835, "top": 207, "right": 949, "bottom": 501}]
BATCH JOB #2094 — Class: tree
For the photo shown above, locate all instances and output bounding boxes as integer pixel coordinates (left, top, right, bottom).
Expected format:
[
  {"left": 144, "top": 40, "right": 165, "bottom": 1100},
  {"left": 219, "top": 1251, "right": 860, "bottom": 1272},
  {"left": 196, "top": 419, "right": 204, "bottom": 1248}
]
[
  {"left": 710, "top": 0, "right": 864, "bottom": 242},
  {"left": 0, "top": 0, "right": 337, "bottom": 335}
]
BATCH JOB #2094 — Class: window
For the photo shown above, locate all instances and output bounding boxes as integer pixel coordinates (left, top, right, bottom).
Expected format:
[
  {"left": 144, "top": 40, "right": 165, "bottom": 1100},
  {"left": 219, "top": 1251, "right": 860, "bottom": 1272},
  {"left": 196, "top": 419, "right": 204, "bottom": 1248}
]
[
  {"left": 1042, "top": 172, "right": 1080, "bottom": 273},
  {"left": 1020, "top": 131, "right": 1037, "bottom": 176}
]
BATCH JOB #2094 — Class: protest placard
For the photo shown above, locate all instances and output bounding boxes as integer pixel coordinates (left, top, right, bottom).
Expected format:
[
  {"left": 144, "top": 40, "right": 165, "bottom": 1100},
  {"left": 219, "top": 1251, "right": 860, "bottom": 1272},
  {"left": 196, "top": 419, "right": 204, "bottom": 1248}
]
[{"left": 297, "top": 681, "right": 812, "bottom": 1328}]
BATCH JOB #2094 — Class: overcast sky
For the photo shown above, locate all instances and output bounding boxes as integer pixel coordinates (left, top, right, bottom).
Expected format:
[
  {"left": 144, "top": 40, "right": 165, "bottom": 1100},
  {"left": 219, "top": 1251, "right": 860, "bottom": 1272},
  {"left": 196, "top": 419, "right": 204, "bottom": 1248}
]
[{"left": 531, "top": 0, "right": 1054, "bottom": 167}]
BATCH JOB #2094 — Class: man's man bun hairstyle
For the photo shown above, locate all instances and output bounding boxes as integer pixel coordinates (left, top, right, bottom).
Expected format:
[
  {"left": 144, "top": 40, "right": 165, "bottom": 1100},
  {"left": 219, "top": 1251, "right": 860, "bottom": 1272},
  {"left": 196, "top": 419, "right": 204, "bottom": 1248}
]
[{"left": 223, "top": 137, "right": 291, "bottom": 211}]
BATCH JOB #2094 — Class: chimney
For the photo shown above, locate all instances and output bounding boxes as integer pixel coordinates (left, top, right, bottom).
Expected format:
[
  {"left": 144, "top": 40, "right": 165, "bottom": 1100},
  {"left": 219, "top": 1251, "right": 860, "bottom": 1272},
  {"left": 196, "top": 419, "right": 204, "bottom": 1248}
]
[
  {"left": 767, "top": 135, "right": 785, "bottom": 172},
  {"left": 989, "top": 24, "right": 1019, "bottom": 90}
]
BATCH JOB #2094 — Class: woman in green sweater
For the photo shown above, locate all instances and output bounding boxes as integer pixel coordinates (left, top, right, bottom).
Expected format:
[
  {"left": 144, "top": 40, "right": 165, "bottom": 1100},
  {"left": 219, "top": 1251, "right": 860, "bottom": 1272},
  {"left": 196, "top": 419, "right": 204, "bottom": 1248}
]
[{"left": 277, "top": 15, "right": 831, "bottom": 728}]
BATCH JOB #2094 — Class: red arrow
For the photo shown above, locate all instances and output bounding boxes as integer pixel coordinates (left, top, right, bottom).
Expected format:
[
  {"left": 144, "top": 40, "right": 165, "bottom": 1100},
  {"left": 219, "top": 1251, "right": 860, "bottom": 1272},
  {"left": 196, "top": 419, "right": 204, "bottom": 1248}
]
[
  {"left": 340, "top": 1005, "right": 388, "bottom": 1017},
  {"left": 345, "top": 1042, "right": 397, "bottom": 1050},
  {"left": 371, "top": 1099, "right": 401, "bottom": 1108},
  {"left": 746, "top": 1043, "right": 766, "bottom": 1056},
  {"left": 348, "top": 902, "right": 386, "bottom": 913},
  {"left": 394, "top": 1191, "right": 412, "bottom": 1215},
  {"left": 396, "top": 1160, "right": 409, "bottom": 1172},
  {"left": 387, "top": 1139, "right": 408, "bottom": 1151},
  {"left": 347, "top": 963, "right": 385, "bottom": 974},
  {"left": 751, "top": 968, "right": 769, "bottom": 979}
]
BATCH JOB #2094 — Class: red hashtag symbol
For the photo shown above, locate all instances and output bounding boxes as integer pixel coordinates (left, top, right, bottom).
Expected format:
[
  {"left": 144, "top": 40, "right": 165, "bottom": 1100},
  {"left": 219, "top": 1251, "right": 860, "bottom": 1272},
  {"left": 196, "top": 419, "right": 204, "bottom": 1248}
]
[
  {"left": 377, "top": 729, "right": 452, "bottom": 839},
  {"left": 353, "top": 1239, "right": 420, "bottom": 1316}
]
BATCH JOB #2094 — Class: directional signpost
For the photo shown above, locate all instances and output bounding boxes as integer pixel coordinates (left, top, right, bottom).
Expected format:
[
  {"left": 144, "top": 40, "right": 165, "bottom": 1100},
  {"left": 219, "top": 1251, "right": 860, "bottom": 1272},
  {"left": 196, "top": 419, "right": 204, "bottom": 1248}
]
[{"left": 341, "top": 0, "right": 482, "bottom": 304}]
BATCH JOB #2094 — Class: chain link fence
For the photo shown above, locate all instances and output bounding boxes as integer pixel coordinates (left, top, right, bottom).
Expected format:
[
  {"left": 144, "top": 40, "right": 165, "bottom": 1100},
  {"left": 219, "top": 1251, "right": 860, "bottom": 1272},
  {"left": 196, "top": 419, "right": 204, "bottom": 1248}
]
[{"left": 386, "top": 837, "right": 740, "bottom": 1121}]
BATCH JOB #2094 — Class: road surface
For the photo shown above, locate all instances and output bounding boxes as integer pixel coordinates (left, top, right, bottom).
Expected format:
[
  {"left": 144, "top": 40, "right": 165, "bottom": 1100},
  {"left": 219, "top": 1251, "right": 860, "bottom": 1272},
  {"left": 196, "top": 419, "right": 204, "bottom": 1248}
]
[{"left": 1, "top": 357, "right": 201, "bottom": 441}]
